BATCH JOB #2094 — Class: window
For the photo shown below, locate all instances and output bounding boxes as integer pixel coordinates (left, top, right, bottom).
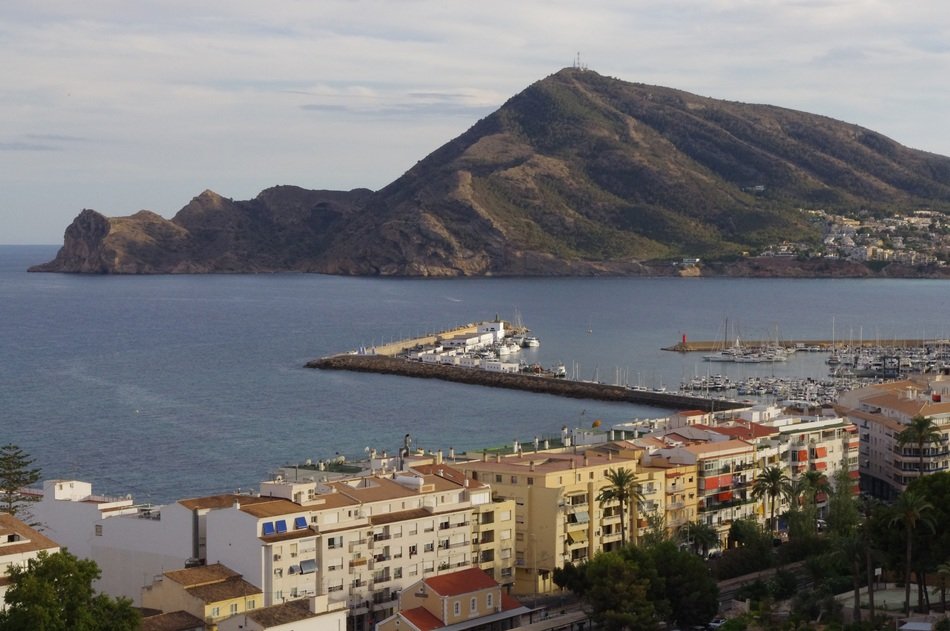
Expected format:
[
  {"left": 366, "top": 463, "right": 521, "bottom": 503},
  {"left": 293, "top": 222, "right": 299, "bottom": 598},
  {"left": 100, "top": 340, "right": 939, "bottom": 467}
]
[
  {"left": 94, "top": 524, "right": 102, "bottom": 536},
  {"left": 230, "top": 603, "right": 238, "bottom": 615},
  {"left": 294, "top": 516, "right": 307, "bottom": 529},
  {"left": 328, "top": 536, "right": 343, "bottom": 549},
  {"left": 454, "top": 602, "right": 461, "bottom": 616},
  {"left": 247, "top": 599, "right": 256, "bottom": 610},
  {"left": 424, "top": 542, "right": 434, "bottom": 552},
  {"left": 409, "top": 544, "right": 417, "bottom": 556},
  {"left": 495, "top": 474, "right": 502, "bottom": 483},
  {"left": 471, "top": 597, "right": 478, "bottom": 613},
  {"left": 211, "top": 606, "right": 220, "bottom": 618},
  {"left": 275, "top": 520, "right": 288, "bottom": 534},
  {"left": 487, "top": 593, "right": 494, "bottom": 609},
  {"left": 527, "top": 477, "right": 533, "bottom": 485},
  {"left": 299, "top": 559, "right": 317, "bottom": 574},
  {"left": 510, "top": 476, "right": 518, "bottom": 484},
  {"left": 262, "top": 522, "right": 276, "bottom": 536}
]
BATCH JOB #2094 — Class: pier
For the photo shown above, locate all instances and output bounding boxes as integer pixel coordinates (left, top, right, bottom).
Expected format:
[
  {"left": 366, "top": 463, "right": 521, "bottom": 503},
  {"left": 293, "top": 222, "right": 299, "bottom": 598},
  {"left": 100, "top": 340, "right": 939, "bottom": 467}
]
[
  {"left": 662, "top": 338, "right": 945, "bottom": 352},
  {"left": 308, "top": 354, "right": 746, "bottom": 412}
]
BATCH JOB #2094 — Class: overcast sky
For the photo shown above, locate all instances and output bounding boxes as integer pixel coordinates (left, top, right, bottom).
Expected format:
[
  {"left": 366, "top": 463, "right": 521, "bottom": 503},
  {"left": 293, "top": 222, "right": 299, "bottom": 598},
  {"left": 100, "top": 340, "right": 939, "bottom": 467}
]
[{"left": 4, "top": 1, "right": 950, "bottom": 244}]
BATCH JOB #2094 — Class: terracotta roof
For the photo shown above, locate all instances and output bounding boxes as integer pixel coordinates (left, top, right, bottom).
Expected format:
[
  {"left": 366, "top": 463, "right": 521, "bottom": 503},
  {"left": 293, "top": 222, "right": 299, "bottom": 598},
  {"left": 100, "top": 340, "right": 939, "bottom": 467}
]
[
  {"left": 424, "top": 568, "right": 497, "bottom": 596},
  {"left": 0, "top": 513, "right": 60, "bottom": 558},
  {"left": 164, "top": 563, "right": 238, "bottom": 587},
  {"left": 370, "top": 507, "right": 432, "bottom": 525},
  {"left": 501, "top": 593, "right": 524, "bottom": 611},
  {"left": 186, "top": 575, "right": 261, "bottom": 604},
  {"left": 707, "top": 421, "right": 779, "bottom": 440},
  {"left": 177, "top": 494, "right": 274, "bottom": 511},
  {"left": 140, "top": 610, "right": 205, "bottom": 631},
  {"left": 331, "top": 477, "right": 418, "bottom": 503},
  {"left": 682, "top": 438, "right": 753, "bottom": 456},
  {"left": 402, "top": 606, "right": 445, "bottom": 631},
  {"left": 246, "top": 599, "right": 316, "bottom": 627},
  {"left": 410, "top": 464, "right": 488, "bottom": 490},
  {"left": 239, "top": 498, "right": 304, "bottom": 518}
]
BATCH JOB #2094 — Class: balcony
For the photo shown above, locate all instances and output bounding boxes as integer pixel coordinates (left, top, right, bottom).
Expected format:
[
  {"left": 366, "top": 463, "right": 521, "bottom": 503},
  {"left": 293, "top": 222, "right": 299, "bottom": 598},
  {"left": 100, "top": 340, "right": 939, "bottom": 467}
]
[
  {"left": 349, "top": 539, "right": 367, "bottom": 552},
  {"left": 666, "top": 501, "right": 686, "bottom": 511}
]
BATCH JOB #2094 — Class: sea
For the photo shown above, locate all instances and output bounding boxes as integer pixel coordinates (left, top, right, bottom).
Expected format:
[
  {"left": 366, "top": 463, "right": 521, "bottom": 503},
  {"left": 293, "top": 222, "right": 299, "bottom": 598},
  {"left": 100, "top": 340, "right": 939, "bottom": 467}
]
[{"left": 2, "top": 245, "right": 949, "bottom": 505}]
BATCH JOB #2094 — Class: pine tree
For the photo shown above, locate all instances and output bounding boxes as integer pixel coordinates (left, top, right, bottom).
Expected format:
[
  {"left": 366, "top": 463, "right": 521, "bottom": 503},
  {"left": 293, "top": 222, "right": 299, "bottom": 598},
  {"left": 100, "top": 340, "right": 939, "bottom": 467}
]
[{"left": 0, "top": 444, "right": 41, "bottom": 522}]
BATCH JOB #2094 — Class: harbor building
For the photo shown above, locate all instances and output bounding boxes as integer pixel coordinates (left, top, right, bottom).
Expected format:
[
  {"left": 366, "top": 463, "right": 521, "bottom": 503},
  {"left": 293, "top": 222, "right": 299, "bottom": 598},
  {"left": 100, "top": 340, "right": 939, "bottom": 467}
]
[{"left": 836, "top": 373, "right": 950, "bottom": 499}]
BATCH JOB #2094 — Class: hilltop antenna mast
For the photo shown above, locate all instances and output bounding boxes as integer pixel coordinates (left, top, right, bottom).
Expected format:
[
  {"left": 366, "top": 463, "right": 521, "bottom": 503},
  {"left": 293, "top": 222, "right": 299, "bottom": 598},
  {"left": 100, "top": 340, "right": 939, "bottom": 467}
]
[{"left": 573, "top": 51, "right": 587, "bottom": 71}]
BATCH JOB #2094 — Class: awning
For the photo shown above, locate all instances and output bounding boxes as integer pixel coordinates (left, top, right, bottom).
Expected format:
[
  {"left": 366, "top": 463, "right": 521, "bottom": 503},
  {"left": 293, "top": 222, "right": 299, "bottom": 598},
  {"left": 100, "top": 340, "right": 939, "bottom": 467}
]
[
  {"left": 718, "top": 491, "right": 733, "bottom": 501},
  {"left": 813, "top": 462, "right": 828, "bottom": 471},
  {"left": 849, "top": 470, "right": 860, "bottom": 479},
  {"left": 703, "top": 477, "right": 719, "bottom": 491},
  {"left": 815, "top": 447, "right": 828, "bottom": 458},
  {"left": 294, "top": 516, "right": 307, "bottom": 530},
  {"left": 573, "top": 510, "right": 590, "bottom": 524},
  {"left": 299, "top": 559, "right": 317, "bottom": 574},
  {"left": 262, "top": 522, "right": 275, "bottom": 536},
  {"left": 275, "top": 519, "right": 288, "bottom": 534},
  {"left": 797, "top": 449, "right": 808, "bottom": 462},
  {"left": 567, "top": 530, "right": 588, "bottom": 545}
]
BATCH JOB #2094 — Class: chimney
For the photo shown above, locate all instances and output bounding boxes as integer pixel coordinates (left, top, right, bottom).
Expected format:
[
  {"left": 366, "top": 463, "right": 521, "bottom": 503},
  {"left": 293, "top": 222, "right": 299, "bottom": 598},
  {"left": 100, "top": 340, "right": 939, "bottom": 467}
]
[
  {"left": 583, "top": 455, "right": 589, "bottom": 467},
  {"left": 495, "top": 453, "right": 501, "bottom": 463},
  {"left": 436, "top": 450, "right": 443, "bottom": 465},
  {"left": 482, "top": 449, "right": 488, "bottom": 462},
  {"left": 571, "top": 459, "right": 576, "bottom": 470},
  {"left": 608, "top": 452, "right": 612, "bottom": 461},
  {"left": 529, "top": 461, "right": 535, "bottom": 472}
]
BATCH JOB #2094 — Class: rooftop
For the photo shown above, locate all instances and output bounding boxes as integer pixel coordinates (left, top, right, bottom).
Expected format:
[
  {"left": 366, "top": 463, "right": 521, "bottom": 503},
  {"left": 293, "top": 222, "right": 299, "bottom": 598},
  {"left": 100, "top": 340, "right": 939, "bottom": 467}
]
[
  {"left": 425, "top": 567, "right": 497, "bottom": 596},
  {"left": 0, "top": 513, "right": 60, "bottom": 558}
]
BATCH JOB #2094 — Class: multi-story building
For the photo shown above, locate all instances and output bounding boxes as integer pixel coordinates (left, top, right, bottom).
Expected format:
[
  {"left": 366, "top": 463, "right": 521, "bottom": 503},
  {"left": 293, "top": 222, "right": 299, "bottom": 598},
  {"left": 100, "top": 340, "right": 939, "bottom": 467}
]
[
  {"left": 837, "top": 374, "right": 950, "bottom": 499},
  {"left": 455, "top": 448, "right": 650, "bottom": 596},
  {"left": 0, "top": 513, "right": 61, "bottom": 609}
]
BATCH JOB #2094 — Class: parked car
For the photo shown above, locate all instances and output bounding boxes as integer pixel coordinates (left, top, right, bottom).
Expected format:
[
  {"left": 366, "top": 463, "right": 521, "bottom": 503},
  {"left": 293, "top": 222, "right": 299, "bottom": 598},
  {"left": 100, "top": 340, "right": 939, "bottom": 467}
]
[{"left": 707, "top": 617, "right": 727, "bottom": 630}]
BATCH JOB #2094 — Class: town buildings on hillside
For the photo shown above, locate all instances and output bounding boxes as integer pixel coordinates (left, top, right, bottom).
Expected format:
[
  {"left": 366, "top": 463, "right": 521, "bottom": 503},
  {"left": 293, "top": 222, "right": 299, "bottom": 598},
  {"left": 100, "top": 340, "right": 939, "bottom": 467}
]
[{"left": 0, "top": 513, "right": 61, "bottom": 609}]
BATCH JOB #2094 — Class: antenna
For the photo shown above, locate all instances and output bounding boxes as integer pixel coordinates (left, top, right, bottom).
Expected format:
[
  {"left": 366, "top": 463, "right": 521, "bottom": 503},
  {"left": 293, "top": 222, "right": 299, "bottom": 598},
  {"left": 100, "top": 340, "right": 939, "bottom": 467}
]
[{"left": 573, "top": 52, "right": 587, "bottom": 71}]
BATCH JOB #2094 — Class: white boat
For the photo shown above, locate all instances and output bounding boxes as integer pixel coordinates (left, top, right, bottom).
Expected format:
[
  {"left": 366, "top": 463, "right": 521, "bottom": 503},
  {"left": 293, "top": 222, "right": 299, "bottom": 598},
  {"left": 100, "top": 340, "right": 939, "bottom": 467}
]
[{"left": 522, "top": 336, "right": 540, "bottom": 348}]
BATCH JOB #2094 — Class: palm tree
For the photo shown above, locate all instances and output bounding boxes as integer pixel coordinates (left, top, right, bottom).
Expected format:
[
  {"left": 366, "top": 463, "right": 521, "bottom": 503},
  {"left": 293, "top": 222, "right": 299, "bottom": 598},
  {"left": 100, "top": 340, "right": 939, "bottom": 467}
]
[
  {"left": 801, "top": 470, "right": 829, "bottom": 533},
  {"left": 752, "top": 465, "right": 791, "bottom": 535},
  {"left": 680, "top": 520, "right": 719, "bottom": 557},
  {"left": 935, "top": 561, "right": 950, "bottom": 612},
  {"left": 596, "top": 467, "right": 643, "bottom": 546},
  {"left": 897, "top": 415, "right": 942, "bottom": 481},
  {"left": 888, "top": 490, "right": 935, "bottom": 614}
]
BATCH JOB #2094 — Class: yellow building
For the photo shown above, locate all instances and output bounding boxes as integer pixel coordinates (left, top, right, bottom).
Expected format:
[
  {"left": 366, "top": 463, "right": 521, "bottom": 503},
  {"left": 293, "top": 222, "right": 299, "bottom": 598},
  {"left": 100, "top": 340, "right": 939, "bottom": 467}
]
[
  {"left": 375, "top": 567, "right": 528, "bottom": 631},
  {"left": 141, "top": 563, "right": 262, "bottom": 627},
  {"left": 456, "top": 448, "right": 650, "bottom": 596}
]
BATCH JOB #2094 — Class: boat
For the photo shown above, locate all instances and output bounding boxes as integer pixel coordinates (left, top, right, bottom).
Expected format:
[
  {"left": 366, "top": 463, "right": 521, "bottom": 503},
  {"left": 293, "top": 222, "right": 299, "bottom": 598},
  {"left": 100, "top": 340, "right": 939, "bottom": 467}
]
[{"left": 522, "top": 336, "right": 540, "bottom": 348}]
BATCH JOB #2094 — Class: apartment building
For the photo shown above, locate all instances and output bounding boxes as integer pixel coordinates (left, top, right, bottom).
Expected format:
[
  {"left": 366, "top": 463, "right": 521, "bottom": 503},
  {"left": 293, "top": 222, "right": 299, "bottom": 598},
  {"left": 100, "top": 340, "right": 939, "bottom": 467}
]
[
  {"left": 837, "top": 375, "right": 950, "bottom": 499},
  {"left": 455, "top": 448, "right": 651, "bottom": 596},
  {"left": 0, "top": 513, "right": 61, "bottom": 609}
]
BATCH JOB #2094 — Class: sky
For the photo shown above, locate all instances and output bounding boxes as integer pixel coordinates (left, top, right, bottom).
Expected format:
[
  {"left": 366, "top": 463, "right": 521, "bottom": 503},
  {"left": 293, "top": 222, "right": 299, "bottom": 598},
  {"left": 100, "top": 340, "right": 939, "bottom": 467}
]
[{"left": 3, "top": 1, "right": 950, "bottom": 244}]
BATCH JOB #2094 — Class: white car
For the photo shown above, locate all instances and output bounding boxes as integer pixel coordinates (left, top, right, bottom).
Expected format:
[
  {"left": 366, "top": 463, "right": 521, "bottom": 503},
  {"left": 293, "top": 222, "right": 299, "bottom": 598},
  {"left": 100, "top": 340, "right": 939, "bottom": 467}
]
[{"left": 707, "top": 617, "right": 727, "bottom": 630}]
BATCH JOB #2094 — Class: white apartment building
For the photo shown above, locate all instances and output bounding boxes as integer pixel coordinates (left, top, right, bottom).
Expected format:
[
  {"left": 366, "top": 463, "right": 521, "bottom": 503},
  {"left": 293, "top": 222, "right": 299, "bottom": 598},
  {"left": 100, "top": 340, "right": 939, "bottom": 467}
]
[
  {"left": 0, "top": 513, "right": 61, "bottom": 609},
  {"left": 837, "top": 374, "right": 950, "bottom": 499}
]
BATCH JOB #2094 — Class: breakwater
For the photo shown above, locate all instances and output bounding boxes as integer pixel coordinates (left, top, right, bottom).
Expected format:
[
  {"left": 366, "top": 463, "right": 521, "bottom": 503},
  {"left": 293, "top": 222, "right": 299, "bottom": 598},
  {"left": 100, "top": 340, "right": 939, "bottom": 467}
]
[
  {"left": 663, "top": 338, "right": 944, "bottom": 352},
  {"left": 308, "top": 354, "right": 746, "bottom": 412}
]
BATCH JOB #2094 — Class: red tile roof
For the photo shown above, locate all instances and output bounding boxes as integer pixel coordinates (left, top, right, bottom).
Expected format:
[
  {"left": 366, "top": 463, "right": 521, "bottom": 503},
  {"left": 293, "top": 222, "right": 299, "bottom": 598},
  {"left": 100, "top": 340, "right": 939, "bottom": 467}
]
[
  {"left": 424, "top": 568, "right": 496, "bottom": 596},
  {"left": 402, "top": 606, "right": 445, "bottom": 631}
]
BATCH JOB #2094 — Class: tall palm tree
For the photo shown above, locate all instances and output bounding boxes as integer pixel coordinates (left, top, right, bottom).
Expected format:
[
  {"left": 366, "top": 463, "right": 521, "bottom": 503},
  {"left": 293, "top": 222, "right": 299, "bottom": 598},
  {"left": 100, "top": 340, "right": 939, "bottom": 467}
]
[
  {"left": 801, "top": 470, "right": 829, "bottom": 533},
  {"left": 752, "top": 465, "right": 791, "bottom": 535},
  {"left": 680, "top": 520, "right": 719, "bottom": 557},
  {"left": 596, "top": 467, "right": 643, "bottom": 546},
  {"left": 897, "top": 415, "right": 942, "bottom": 480},
  {"left": 888, "top": 490, "right": 935, "bottom": 614}
]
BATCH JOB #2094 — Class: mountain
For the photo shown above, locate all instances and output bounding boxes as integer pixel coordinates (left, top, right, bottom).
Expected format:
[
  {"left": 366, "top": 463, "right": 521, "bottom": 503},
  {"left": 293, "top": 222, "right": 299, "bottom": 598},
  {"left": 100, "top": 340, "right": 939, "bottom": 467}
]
[{"left": 31, "top": 68, "right": 950, "bottom": 276}]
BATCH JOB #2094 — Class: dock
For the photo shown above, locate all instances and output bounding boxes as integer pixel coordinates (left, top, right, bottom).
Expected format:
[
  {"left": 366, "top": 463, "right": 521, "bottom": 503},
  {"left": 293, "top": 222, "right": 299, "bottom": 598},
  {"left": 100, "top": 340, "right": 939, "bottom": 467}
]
[
  {"left": 662, "top": 338, "right": 946, "bottom": 352},
  {"left": 308, "top": 354, "right": 746, "bottom": 412}
]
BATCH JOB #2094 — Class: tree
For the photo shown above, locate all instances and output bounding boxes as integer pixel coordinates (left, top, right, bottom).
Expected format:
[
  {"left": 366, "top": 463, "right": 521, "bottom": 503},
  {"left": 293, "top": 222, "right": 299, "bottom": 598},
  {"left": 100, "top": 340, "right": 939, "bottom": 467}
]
[
  {"left": 581, "top": 551, "right": 658, "bottom": 631},
  {"left": 752, "top": 465, "right": 791, "bottom": 535},
  {"left": 625, "top": 541, "right": 719, "bottom": 627},
  {"left": 596, "top": 467, "right": 643, "bottom": 546},
  {"left": 679, "top": 520, "right": 719, "bottom": 557},
  {"left": 888, "top": 490, "right": 935, "bottom": 614},
  {"left": 0, "top": 443, "right": 41, "bottom": 523},
  {"left": 897, "top": 415, "right": 942, "bottom": 481},
  {"left": 0, "top": 550, "right": 140, "bottom": 630}
]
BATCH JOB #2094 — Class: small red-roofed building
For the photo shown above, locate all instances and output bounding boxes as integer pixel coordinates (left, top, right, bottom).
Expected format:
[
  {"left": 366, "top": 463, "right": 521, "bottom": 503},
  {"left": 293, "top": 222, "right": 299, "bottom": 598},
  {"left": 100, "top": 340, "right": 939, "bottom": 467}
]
[
  {"left": 0, "top": 513, "right": 61, "bottom": 609},
  {"left": 216, "top": 595, "right": 347, "bottom": 631},
  {"left": 139, "top": 609, "right": 205, "bottom": 631},
  {"left": 375, "top": 568, "right": 529, "bottom": 631}
]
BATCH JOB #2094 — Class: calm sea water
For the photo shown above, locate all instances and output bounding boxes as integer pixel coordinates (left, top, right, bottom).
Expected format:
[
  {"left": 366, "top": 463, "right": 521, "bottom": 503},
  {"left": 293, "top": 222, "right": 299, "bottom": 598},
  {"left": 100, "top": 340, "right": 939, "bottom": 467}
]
[{"left": 2, "top": 245, "right": 949, "bottom": 504}]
